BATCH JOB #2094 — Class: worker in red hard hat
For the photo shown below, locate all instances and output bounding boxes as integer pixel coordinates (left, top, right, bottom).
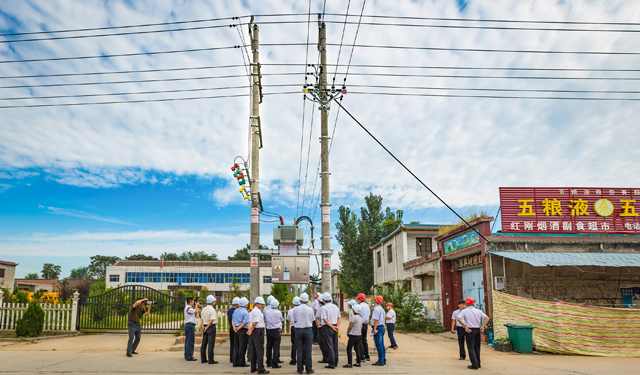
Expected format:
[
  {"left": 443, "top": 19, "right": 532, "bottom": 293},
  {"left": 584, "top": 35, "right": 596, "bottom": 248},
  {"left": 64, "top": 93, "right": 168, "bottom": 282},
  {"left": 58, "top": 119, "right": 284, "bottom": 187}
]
[
  {"left": 456, "top": 297, "right": 490, "bottom": 370},
  {"left": 385, "top": 303, "right": 397, "bottom": 350},
  {"left": 356, "top": 293, "right": 371, "bottom": 362},
  {"left": 371, "top": 296, "right": 386, "bottom": 366}
]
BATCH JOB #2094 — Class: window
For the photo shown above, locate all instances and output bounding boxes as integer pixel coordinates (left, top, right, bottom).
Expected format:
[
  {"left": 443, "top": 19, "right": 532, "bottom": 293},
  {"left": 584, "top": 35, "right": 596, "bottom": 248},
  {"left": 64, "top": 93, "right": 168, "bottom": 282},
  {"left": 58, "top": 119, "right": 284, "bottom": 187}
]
[
  {"left": 0, "top": 269, "right": 5, "bottom": 278},
  {"left": 421, "top": 275, "right": 435, "bottom": 291},
  {"left": 376, "top": 251, "right": 381, "bottom": 268},
  {"left": 416, "top": 237, "right": 432, "bottom": 257},
  {"left": 109, "top": 274, "right": 119, "bottom": 282},
  {"left": 263, "top": 276, "right": 271, "bottom": 283},
  {"left": 387, "top": 244, "right": 393, "bottom": 263}
]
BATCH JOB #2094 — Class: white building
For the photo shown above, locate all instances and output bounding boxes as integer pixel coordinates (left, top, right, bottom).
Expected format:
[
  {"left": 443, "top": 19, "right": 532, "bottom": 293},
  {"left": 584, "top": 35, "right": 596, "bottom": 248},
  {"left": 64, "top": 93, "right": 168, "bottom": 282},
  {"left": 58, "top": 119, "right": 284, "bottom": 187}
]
[
  {"left": 371, "top": 224, "right": 444, "bottom": 323},
  {"left": 106, "top": 260, "right": 273, "bottom": 302},
  {"left": 0, "top": 260, "right": 18, "bottom": 290}
]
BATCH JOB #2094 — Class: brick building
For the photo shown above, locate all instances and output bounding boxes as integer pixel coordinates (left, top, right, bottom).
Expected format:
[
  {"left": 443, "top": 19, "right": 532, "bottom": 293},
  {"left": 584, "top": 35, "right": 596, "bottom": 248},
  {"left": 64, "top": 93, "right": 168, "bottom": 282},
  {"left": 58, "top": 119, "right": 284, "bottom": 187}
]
[{"left": 0, "top": 260, "right": 18, "bottom": 290}]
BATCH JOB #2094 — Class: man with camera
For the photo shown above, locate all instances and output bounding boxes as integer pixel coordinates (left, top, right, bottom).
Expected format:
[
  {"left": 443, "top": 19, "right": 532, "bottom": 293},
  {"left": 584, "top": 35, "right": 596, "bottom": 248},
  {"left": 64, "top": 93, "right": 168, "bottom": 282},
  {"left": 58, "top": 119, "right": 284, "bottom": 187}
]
[
  {"left": 184, "top": 297, "right": 200, "bottom": 361},
  {"left": 201, "top": 295, "right": 218, "bottom": 364},
  {"left": 126, "top": 298, "right": 151, "bottom": 357}
]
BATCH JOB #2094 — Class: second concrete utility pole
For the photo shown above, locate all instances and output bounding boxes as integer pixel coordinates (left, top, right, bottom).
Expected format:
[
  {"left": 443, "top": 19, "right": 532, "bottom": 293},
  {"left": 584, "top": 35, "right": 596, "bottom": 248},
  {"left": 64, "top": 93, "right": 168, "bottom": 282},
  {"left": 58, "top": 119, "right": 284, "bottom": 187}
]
[{"left": 249, "top": 18, "right": 261, "bottom": 303}]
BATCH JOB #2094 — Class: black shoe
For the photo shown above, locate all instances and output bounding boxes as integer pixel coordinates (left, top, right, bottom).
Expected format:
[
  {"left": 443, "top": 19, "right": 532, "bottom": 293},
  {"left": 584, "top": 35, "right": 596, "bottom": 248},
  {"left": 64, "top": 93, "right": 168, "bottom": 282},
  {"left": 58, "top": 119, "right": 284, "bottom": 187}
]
[
  {"left": 372, "top": 362, "right": 384, "bottom": 366},
  {"left": 289, "top": 360, "right": 297, "bottom": 365},
  {"left": 354, "top": 363, "right": 361, "bottom": 367},
  {"left": 251, "top": 370, "right": 256, "bottom": 373},
  {"left": 343, "top": 364, "right": 353, "bottom": 368},
  {"left": 258, "top": 371, "right": 270, "bottom": 374},
  {"left": 318, "top": 360, "right": 328, "bottom": 364},
  {"left": 201, "top": 361, "right": 207, "bottom": 364},
  {"left": 241, "top": 364, "right": 250, "bottom": 367},
  {"left": 272, "top": 365, "right": 282, "bottom": 369},
  {"left": 126, "top": 353, "right": 132, "bottom": 357},
  {"left": 209, "top": 361, "right": 218, "bottom": 364},
  {"left": 468, "top": 365, "right": 478, "bottom": 370},
  {"left": 324, "top": 365, "right": 336, "bottom": 369},
  {"left": 187, "top": 358, "right": 198, "bottom": 361},
  {"left": 131, "top": 351, "right": 138, "bottom": 355},
  {"left": 278, "top": 360, "right": 284, "bottom": 363}
]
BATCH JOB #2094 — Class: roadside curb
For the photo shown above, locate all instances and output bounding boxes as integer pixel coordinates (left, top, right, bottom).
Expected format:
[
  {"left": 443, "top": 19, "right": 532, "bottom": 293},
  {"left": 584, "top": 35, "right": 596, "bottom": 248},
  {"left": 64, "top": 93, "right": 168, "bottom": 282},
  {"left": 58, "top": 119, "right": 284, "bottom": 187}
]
[{"left": 0, "top": 333, "right": 80, "bottom": 342}]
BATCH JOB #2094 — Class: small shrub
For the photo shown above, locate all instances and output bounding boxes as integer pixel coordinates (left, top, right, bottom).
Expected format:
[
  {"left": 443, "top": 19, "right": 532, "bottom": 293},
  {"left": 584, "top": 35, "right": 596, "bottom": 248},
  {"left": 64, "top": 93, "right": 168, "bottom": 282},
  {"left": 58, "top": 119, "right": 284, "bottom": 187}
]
[
  {"left": 15, "top": 302, "right": 45, "bottom": 337},
  {"left": 13, "top": 289, "right": 29, "bottom": 304}
]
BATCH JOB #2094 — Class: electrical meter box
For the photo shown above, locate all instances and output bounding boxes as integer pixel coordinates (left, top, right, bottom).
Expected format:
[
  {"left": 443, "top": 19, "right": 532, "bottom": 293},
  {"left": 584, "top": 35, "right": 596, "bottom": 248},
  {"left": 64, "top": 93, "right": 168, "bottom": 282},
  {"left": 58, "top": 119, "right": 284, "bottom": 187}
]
[{"left": 271, "top": 256, "right": 309, "bottom": 284}]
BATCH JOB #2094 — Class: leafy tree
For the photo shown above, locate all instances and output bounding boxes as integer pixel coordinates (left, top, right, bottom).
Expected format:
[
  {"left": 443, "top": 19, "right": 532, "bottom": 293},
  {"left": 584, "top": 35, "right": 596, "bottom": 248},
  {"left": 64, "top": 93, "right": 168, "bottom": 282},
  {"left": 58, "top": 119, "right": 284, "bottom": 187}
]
[
  {"left": 125, "top": 254, "right": 158, "bottom": 260},
  {"left": 58, "top": 284, "right": 74, "bottom": 302},
  {"left": 336, "top": 193, "right": 403, "bottom": 297},
  {"left": 228, "top": 277, "right": 246, "bottom": 298},
  {"left": 160, "top": 252, "right": 180, "bottom": 260},
  {"left": 41, "top": 263, "right": 62, "bottom": 279},
  {"left": 88, "top": 255, "right": 120, "bottom": 280},
  {"left": 75, "top": 280, "right": 92, "bottom": 299},
  {"left": 24, "top": 272, "right": 39, "bottom": 280},
  {"left": 228, "top": 244, "right": 271, "bottom": 261},
  {"left": 89, "top": 279, "right": 109, "bottom": 296},
  {"left": 160, "top": 251, "right": 218, "bottom": 261},
  {"left": 68, "top": 266, "right": 92, "bottom": 280},
  {"left": 15, "top": 302, "right": 45, "bottom": 338},
  {"left": 270, "top": 283, "right": 289, "bottom": 304}
]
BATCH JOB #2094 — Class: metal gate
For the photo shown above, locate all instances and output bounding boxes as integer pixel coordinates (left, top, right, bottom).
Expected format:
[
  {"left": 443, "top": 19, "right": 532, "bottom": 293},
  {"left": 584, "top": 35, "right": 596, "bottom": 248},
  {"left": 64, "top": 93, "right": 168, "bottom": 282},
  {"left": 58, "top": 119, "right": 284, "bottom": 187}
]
[
  {"left": 77, "top": 285, "right": 187, "bottom": 333},
  {"left": 461, "top": 267, "right": 485, "bottom": 313}
]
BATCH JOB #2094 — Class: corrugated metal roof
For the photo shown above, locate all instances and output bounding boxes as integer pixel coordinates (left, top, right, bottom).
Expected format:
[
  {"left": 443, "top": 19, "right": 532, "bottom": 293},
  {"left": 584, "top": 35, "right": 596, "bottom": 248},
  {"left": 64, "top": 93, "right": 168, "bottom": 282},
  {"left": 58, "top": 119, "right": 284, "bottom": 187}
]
[
  {"left": 487, "top": 251, "right": 640, "bottom": 267},
  {"left": 486, "top": 235, "right": 640, "bottom": 244}
]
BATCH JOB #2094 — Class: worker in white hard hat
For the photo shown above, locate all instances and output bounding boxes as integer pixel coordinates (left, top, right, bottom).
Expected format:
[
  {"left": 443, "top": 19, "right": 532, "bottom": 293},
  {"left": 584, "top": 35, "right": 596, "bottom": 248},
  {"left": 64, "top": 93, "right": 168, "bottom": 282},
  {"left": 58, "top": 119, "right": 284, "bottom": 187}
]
[
  {"left": 320, "top": 292, "right": 341, "bottom": 369},
  {"left": 295, "top": 293, "right": 315, "bottom": 374},
  {"left": 248, "top": 296, "right": 269, "bottom": 374},
  {"left": 200, "top": 295, "right": 218, "bottom": 364},
  {"left": 264, "top": 299, "right": 284, "bottom": 369},
  {"left": 288, "top": 297, "right": 301, "bottom": 366},
  {"left": 228, "top": 297, "right": 241, "bottom": 364},
  {"left": 232, "top": 297, "right": 250, "bottom": 368}
]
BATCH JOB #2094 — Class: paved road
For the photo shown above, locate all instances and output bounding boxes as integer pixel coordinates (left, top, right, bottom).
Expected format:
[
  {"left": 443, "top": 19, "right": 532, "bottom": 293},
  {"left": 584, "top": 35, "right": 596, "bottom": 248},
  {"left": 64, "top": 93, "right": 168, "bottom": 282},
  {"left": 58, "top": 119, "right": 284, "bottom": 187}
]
[{"left": 1, "top": 328, "right": 638, "bottom": 374}]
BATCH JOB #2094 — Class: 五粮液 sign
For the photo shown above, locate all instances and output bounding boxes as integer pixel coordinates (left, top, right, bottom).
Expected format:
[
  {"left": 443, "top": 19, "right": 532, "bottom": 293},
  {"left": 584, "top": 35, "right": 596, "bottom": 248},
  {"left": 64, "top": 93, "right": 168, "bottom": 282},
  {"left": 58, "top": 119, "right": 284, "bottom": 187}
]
[{"left": 500, "top": 187, "right": 640, "bottom": 234}]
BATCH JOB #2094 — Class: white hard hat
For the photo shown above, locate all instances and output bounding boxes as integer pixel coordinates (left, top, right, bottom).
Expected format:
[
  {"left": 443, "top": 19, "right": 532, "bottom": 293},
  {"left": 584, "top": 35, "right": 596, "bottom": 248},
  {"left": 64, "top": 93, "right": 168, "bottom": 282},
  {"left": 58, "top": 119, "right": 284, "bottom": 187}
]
[
  {"left": 206, "top": 295, "right": 216, "bottom": 304},
  {"left": 323, "top": 292, "right": 332, "bottom": 301},
  {"left": 232, "top": 297, "right": 240, "bottom": 305},
  {"left": 255, "top": 296, "right": 265, "bottom": 305},
  {"left": 353, "top": 304, "right": 362, "bottom": 314},
  {"left": 267, "top": 295, "right": 274, "bottom": 304},
  {"left": 270, "top": 299, "right": 280, "bottom": 308},
  {"left": 292, "top": 296, "right": 301, "bottom": 306},
  {"left": 300, "top": 292, "right": 309, "bottom": 302},
  {"left": 239, "top": 297, "right": 248, "bottom": 307},
  {"left": 348, "top": 299, "right": 356, "bottom": 308}
]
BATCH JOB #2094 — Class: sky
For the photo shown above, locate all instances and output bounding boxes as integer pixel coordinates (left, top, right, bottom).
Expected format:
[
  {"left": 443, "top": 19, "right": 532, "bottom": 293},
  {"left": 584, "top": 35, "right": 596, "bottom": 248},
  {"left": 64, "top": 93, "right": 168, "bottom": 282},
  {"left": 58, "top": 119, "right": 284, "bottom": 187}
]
[{"left": 1, "top": 0, "right": 639, "bottom": 279}]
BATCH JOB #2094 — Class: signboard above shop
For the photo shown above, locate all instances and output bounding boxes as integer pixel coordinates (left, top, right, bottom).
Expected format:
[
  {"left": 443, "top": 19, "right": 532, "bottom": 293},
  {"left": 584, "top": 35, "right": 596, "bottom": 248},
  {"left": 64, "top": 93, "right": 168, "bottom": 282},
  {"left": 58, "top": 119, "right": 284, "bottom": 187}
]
[{"left": 500, "top": 187, "right": 640, "bottom": 234}]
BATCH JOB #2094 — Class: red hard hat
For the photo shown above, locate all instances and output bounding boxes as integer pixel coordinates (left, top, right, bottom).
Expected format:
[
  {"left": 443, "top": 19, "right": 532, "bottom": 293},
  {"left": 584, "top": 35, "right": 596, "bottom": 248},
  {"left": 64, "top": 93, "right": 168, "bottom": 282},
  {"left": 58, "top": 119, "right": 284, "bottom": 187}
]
[
  {"left": 357, "top": 293, "right": 366, "bottom": 301},
  {"left": 465, "top": 297, "right": 475, "bottom": 305},
  {"left": 386, "top": 302, "right": 393, "bottom": 307},
  {"left": 375, "top": 296, "right": 383, "bottom": 304}
]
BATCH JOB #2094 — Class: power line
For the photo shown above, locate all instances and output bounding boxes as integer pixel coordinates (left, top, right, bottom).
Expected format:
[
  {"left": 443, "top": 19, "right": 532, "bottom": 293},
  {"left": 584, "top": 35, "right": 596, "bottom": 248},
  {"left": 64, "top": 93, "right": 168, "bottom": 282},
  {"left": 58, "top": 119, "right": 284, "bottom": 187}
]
[
  {"left": 347, "top": 84, "right": 640, "bottom": 94},
  {"left": 0, "top": 91, "right": 298, "bottom": 109},
  {"left": 0, "top": 45, "right": 243, "bottom": 64},
  {"left": 332, "top": 0, "right": 352, "bottom": 82},
  {"left": 0, "top": 72, "right": 304, "bottom": 89},
  {"left": 334, "top": 100, "right": 495, "bottom": 246},
  {"left": 297, "top": 0, "right": 314, "bottom": 219},
  {"left": 347, "top": 91, "right": 640, "bottom": 100},
  {"left": 0, "top": 64, "right": 248, "bottom": 79},
  {"left": 0, "top": 84, "right": 299, "bottom": 101},
  {"left": 342, "top": 72, "right": 640, "bottom": 80}
]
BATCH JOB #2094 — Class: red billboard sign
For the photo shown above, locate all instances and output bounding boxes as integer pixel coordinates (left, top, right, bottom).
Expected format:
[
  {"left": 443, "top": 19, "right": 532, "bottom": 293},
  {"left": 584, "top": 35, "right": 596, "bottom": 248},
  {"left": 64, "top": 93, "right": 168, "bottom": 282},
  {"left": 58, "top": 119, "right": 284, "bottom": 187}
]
[{"left": 500, "top": 187, "right": 640, "bottom": 234}]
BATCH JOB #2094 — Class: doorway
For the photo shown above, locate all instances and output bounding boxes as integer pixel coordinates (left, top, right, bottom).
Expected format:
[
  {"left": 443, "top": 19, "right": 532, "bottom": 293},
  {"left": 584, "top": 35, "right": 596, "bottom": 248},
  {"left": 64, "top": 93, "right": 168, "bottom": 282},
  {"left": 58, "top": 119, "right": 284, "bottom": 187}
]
[{"left": 461, "top": 267, "right": 485, "bottom": 313}]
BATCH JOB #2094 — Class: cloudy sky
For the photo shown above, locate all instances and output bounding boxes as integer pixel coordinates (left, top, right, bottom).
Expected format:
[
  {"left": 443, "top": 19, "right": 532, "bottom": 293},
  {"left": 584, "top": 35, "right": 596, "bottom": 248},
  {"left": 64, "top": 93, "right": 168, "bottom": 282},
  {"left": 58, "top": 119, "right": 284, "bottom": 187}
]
[{"left": 1, "top": 0, "right": 639, "bottom": 278}]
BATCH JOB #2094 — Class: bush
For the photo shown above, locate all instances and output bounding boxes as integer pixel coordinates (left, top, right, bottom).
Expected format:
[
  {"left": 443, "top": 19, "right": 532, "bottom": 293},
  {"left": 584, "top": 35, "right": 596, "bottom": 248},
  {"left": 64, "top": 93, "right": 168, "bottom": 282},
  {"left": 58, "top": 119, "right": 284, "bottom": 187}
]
[
  {"left": 398, "top": 318, "right": 446, "bottom": 333},
  {"left": 12, "top": 289, "right": 29, "bottom": 304},
  {"left": 15, "top": 302, "right": 45, "bottom": 337}
]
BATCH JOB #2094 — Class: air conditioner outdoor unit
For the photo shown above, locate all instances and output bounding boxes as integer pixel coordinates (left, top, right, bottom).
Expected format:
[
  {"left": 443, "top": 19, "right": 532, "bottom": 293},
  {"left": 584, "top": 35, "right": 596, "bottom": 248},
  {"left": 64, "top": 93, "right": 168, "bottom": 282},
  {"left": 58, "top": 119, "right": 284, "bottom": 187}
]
[{"left": 494, "top": 276, "right": 505, "bottom": 291}]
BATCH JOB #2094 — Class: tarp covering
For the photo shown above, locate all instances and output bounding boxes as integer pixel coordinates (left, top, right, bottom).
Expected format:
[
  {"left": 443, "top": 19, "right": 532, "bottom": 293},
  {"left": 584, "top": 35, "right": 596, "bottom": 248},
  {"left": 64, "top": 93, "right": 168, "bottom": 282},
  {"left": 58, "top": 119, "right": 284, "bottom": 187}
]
[
  {"left": 493, "top": 291, "right": 640, "bottom": 357},
  {"left": 487, "top": 251, "right": 640, "bottom": 267}
]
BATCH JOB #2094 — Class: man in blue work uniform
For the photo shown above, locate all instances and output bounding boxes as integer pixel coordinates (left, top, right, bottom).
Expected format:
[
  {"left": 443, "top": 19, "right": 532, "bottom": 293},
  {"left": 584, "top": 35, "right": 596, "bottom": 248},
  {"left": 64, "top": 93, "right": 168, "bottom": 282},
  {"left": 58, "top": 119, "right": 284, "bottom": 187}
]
[
  {"left": 228, "top": 297, "right": 240, "bottom": 363},
  {"left": 371, "top": 296, "right": 386, "bottom": 366},
  {"left": 232, "top": 297, "right": 250, "bottom": 368}
]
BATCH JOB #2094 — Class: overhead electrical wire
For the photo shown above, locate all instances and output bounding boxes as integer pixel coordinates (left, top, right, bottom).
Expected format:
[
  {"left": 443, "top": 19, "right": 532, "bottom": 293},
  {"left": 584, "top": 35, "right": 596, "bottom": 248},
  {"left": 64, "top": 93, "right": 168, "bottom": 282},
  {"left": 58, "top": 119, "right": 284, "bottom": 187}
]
[
  {"left": 346, "top": 84, "right": 640, "bottom": 94},
  {"left": 347, "top": 91, "right": 640, "bottom": 101}
]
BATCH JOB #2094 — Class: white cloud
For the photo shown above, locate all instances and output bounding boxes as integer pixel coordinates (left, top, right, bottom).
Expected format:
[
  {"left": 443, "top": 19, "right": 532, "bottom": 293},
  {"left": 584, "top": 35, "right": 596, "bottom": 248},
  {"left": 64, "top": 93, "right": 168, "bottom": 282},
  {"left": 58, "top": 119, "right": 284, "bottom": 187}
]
[
  {"left": 0, "top": 184, "right": 12, "bottom": 193},
  {"left": 0, "top": 171, "right": 39, "bottom": 179},
  {"left": 41, "top": 205, "right": 136, "bottom": 225},
  {"left": 0, "top": 0, "right": 638, "bottom": 209}
]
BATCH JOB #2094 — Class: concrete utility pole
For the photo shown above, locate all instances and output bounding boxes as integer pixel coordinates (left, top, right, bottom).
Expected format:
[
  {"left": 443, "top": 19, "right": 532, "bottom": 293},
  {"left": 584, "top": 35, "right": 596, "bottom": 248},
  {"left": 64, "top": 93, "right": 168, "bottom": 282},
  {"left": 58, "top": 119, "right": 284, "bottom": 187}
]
[
  {"left": 318, "top": 17, "right": 332, "bottom": 294},
  {"left": 249, "top": 18, "right": 261, "bottom": 303}
]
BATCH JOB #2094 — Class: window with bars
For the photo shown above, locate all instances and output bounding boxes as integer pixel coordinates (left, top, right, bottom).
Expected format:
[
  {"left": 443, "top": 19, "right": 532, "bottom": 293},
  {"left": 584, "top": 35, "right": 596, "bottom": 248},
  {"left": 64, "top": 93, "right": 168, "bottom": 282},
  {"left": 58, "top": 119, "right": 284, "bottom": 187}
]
[
  {"left": 387, "top": 245, "right": 393, "bottom": 263},
  {"left": 416, "top": 237, "right": 432, "bottom": 257},
  {"left": 109, "top": 274, "right": 119, "bottom": 282},
  {"left": 376, "top": 251, "right": 381, "bottom": 268}
]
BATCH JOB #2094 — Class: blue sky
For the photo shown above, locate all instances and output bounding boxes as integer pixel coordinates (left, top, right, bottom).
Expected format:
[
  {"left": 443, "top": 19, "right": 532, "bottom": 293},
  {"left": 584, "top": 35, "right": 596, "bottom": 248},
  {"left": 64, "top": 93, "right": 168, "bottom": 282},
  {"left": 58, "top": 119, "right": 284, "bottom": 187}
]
[{"left": 1, "top": 0, "right": 639, "bottom": 278}]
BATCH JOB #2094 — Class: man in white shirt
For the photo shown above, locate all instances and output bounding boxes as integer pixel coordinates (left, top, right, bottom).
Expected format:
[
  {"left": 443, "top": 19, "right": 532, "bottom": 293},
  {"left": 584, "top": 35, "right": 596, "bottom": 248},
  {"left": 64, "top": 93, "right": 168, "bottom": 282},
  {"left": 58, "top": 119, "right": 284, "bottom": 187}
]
[
  {"left": 385, "top": 302, "right": 397, "bottom": 350},
  {"left": 371, "top": 296, "right": 386, "bottom": 366},
  {"left": 450, "top": 299, "right": 467, "bottom": 361},
  {"left": 294, "top": 294, "right": 315, "bottom": 374},
  {"left": 309, "top": 286, "right": 320, "bottom": 345},
  {"left": 320, "top": 292, "right": 341, "bottom": 369},
  {"left": 248, "top": 296, "right": 269, "bottom": 374},
  {"left": 356, "top": 293, "right": 371, "bottom": 361},
  {"left": 183, "top": 297, "right": 200, "bottom": 361},
  {"left": 200, "top": 295, "right": 218, "bottom": 364},
  {"left": 456, "top": 297, "right": 490, "bottom": 370},
  {"left": 315, "top": 296, "right": 328, "bottom": 364},
  {"left": 264, "top": 299, "right": 284, "bottom": 369},
  {"left": 287, "top": 297, "right": 300, "bottom": 366}
]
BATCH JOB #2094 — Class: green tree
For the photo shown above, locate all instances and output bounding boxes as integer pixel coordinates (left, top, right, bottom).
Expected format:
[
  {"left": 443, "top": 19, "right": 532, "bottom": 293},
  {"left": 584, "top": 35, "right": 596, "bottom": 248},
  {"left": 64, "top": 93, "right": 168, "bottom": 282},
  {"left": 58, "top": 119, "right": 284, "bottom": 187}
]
[
  {"left": 15, "top": 302, "right": 45, "bottom": 338},
  {"left": 270, "top": 283, "right": 289, "bottom": 304},
  {"left": 88, "top": 255, "right": 120, "bottom": 280},
  {"left": 68, "top": 266, "right": 92, "bottom": 280},
  {"left": 24, "top": 272, "right": 39, "bottom": 280},
  {"left": 228, "top": 244, "right": 271, "bottom": 261},
  {"left": 160, "top": 252, "right": 180, "bottom": 260},
  {"left": 160, "top": 251, "right": 218, "bottom": 261},
  {"left": 125, "top": 254, "right": 158, "bottom": 260},
  {"left": 41, "top": 263, "right": 62, "bottom": 279},
  {"left": 336, "top": 193, "right": 403, "bottom": 297}
]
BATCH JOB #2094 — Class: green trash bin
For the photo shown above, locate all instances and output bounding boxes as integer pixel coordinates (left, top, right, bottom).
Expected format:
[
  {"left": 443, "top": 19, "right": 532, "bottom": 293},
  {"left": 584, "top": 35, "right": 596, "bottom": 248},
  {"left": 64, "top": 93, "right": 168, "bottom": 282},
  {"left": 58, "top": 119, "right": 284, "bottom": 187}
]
[{"left": 504, "top": 323, "right": 535, "bottom": 353}]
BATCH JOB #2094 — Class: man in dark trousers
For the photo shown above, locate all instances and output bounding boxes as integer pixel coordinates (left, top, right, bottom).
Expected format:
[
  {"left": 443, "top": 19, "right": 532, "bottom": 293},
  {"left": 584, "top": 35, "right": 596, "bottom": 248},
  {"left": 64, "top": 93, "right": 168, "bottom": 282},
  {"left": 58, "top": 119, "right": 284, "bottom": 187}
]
[
  {"left": 309, "top": 284, "right": 320, "bottom": 345},
  {"left": 287, "top": 297, "right": 300, "bottom": 366},
  {"left": 200, "top": 295, "right": 218, "bottom": 364},
  {"left": 228, "top": 297, "right": 239, "bottom": 363},
  {"left": 126, "top": 298, "right": 150, "bottom": 357},
  {"left": 356, "top": 293, "right": 371, "bottom": 361},
  {"left": 450, "top": 300, "right": 467, "bottom": 361},
  {"left": 294, "top": 295, "right": 315, "bottom": 374},
  {"left": 232, "top": 297, "right": 250, "bottom": 368},
  {"left": 315, "top": 297, "right": 328, "bottom": 364},
  {"left": 264, "top": 299, "right": 284, "bottom": 369},
  {"left": 320, "top": 292, "right": 341, "bottom": 369},
  {"left": 184, "top": 297, "right": 200, "bottom": 361},
  {"left": 248, "top": 297, "right": 269, "bottom": 374},
  {"left": 457, "top": 297, "right": 490, "bottom": 370}
]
